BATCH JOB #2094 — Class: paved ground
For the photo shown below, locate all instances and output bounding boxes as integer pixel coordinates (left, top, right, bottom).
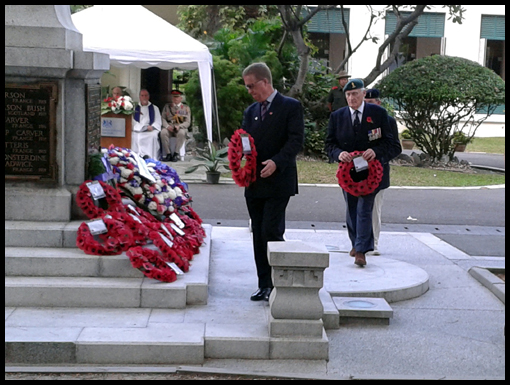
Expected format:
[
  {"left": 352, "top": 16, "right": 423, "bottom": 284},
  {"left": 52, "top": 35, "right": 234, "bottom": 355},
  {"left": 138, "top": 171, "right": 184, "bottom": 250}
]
[{"left": 5, "top": 226, "right": 505, "bottom": 380}]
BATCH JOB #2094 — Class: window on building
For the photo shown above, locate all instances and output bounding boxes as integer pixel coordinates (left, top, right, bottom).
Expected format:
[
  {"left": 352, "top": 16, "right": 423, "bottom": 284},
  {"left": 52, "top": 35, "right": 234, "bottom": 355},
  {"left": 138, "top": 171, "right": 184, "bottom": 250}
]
[
  {"left": 309, "top": 32, "right": 330, "bottom": 62},
  {"left": 385, "top": 11, "right": 445, "bottom": 73},
  {"left": 481, "top": 15, "right": 505, "bottom": 80},
  {"left": 304, "top": 7, "right": 349, "bottom": 72}
]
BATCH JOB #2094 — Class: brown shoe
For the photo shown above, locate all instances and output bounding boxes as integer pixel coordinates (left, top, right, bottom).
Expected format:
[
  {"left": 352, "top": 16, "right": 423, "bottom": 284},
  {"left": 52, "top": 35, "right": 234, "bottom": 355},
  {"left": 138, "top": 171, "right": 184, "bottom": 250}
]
[
  {"left": 350, "top": 248, "right": 356, "bottom": 257},
  {"left": 354, "top": 252, "right": 367, "bottom": 267}
]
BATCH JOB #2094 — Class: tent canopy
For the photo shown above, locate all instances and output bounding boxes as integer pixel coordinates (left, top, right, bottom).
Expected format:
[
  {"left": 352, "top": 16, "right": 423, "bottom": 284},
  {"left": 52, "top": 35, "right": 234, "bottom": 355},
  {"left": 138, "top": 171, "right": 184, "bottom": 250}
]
[{"left": 71, "top": 5, "right": 214, "bottom": 142}]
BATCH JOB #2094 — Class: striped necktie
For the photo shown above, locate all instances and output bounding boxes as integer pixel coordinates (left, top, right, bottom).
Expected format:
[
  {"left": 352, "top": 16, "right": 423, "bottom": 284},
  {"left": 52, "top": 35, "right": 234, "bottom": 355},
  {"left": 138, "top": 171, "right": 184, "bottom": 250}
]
[{"left": 261, "top": 101, "right": 268, "bottom": 121}]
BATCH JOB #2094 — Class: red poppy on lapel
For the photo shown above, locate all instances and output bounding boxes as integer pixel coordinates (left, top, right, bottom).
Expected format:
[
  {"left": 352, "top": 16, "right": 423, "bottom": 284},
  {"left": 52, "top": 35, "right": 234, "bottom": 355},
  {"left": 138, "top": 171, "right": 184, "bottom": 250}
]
[{"left": 367, "top": 117, "right": 373, "bottom": 123}]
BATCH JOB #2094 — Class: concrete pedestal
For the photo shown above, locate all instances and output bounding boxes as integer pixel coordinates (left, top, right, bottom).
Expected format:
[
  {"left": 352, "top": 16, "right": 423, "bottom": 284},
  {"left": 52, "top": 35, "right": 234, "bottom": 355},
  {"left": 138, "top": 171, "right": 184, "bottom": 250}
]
[{"left": 267, "top": 240, "right": 330, "bottom": 359}]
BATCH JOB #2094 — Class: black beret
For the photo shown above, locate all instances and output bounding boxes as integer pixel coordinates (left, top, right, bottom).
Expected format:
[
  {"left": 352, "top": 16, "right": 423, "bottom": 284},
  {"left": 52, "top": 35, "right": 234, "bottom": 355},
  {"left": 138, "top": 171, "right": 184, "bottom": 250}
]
[{"left": 365, "top": 89, "right": 380, "bottom": 99}]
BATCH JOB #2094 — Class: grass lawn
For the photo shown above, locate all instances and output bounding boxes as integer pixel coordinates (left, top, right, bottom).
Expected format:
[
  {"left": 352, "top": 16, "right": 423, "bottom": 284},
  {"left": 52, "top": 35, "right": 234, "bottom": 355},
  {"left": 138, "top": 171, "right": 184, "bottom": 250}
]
[{"left": 296, "top": 137, "right": 505, "bottom": 186}]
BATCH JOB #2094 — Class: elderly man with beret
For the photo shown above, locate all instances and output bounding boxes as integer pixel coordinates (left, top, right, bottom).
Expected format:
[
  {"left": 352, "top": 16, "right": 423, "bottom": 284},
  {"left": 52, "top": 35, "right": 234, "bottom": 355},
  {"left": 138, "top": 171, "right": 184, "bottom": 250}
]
[{"left": 325, "top": 79, "right": 401, "bottom": 267}]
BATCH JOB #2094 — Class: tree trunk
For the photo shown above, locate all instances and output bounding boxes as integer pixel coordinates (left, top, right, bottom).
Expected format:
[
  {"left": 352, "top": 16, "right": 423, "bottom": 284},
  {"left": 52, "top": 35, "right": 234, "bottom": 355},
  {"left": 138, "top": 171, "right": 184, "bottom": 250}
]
[{"left": 288, "top": 29, "right": 310, "bottom": 98}]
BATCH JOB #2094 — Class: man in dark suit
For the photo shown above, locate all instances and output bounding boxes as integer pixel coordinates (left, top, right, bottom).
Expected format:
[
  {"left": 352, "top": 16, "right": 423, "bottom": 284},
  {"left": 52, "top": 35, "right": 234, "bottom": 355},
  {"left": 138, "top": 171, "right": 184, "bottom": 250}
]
[
  {"left": 241, "top": 62, "right": 304, "bottom": 301},
  {"left": 364, "top": 89, "right": 402, "bottom": 256},
  {"left": 325, "top": 79, "right": 400, "bottom": 267}
]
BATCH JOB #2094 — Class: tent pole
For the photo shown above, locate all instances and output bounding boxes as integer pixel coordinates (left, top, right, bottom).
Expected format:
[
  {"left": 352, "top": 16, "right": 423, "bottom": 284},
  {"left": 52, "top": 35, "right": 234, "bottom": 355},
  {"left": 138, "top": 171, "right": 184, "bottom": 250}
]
[{"left": 212, "top": 67, "right": 221, "bottom": 145}]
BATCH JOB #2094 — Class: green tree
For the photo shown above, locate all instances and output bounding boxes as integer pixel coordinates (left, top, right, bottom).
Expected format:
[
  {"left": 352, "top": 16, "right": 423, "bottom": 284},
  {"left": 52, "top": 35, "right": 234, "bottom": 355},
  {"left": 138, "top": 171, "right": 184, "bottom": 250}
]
[
  {"left": 377, "top": 55, "right": 505, "bottom": 161},
  {"left": 185, "top": 56, "right": 253, "bottom": 143}
]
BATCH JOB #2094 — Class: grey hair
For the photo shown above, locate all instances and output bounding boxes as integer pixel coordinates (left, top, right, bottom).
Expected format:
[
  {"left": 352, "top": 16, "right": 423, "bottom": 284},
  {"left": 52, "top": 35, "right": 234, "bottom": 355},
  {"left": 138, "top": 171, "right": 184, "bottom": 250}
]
[{"left": 242, "top": 62, "right": 273, "bottom": 85}]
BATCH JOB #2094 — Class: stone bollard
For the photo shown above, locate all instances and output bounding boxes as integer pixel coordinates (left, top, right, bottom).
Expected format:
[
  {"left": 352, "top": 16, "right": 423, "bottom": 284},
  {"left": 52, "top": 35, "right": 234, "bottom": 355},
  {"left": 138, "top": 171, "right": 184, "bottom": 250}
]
[{"left": 267, "top": 240, "right": 330, "bottom": 359}]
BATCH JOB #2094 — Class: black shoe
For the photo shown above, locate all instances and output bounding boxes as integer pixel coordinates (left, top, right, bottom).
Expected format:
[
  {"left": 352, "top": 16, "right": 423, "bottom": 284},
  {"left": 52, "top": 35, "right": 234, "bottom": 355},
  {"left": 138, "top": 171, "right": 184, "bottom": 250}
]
[
  {"left": 163, "top": 154, "right": 173, "bottom": 162},
  {"left": 171, "top": 153, "right": 180, "bottom": 162},
  {"left": 250, "top": 287, "right": 272, "bottom": 301}
]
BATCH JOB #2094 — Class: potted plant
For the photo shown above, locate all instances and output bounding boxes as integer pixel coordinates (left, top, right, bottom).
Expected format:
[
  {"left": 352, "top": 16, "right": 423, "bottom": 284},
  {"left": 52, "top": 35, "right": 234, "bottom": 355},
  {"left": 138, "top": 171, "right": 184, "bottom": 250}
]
[
  {"left": 184, "top": 141, "right": 230, "bottom": 184},
  {"left": 400, "top": 129, "right": 415, "bottom": 150},
  {"left": 452, "top": 131, "right": 471, "bottom": 152}
]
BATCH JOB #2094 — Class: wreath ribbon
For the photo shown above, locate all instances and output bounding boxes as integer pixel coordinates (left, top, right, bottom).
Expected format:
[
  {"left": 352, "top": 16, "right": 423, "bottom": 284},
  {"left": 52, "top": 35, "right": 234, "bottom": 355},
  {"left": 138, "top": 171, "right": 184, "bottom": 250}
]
[
  {"left": 228, "top": 129, "right": 258, "bottom": 187},
  {"left": 336, "top": 151, "right": 384, "bottom": 197}
]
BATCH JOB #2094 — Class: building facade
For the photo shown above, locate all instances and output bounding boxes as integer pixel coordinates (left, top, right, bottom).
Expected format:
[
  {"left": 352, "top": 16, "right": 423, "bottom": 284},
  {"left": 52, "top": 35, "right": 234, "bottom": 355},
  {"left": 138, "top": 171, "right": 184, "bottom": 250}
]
[{"left": 307, "top": 5, "right": 505, "bottom": 136}]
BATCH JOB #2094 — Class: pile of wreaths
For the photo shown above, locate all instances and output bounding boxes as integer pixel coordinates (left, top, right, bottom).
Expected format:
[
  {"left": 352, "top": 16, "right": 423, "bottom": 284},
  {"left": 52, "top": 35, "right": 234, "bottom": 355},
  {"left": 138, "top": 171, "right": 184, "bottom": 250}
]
[{"left": 76, "top": 150, "right": 205, "bottom": 283}]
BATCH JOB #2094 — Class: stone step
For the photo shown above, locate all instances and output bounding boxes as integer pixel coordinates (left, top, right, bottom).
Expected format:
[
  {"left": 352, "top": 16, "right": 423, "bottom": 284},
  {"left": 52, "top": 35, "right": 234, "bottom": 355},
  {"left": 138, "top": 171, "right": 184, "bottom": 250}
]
[
  {"left": 5, "top": 276, "right": 190, "bottom": 309},
  {"left": 5, "top": 225, "right": 212, "bottom": 309},
  {"left": 5, "top": 322, "right": 206, "bottom": 365},
  {"left": 5, "top": 220, "right": 81, "bottom": 248},
  {"left": 333, "top": 297, "right": 394, "bottom": 325},
  {"left": 5, "top": 247, "right": 141, "bottom": 278}
]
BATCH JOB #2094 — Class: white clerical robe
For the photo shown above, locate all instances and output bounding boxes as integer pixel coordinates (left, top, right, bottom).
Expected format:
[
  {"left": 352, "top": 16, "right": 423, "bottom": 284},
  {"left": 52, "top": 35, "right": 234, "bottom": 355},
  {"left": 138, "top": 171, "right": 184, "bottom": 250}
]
[{"left": 131, "top": 102, "right": 162, "bottom": 159}]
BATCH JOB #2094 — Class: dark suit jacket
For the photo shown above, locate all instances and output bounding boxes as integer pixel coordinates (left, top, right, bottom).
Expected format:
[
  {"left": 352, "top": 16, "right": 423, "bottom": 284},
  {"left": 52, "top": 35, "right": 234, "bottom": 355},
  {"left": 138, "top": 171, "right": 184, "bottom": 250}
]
[
  {"left": 241, "top": 92, "right": 304, "bottom": 198},
  {"left": 325, "top": 103, "right": 401, "bottom": 191}
]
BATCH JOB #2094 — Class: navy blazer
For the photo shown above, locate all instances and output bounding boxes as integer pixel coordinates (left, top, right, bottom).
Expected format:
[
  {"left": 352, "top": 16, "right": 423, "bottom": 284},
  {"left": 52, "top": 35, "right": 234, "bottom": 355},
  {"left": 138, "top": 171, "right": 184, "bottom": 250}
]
[
  {"left": 325, "top": 103, "right": 401, "bottom": 191},
  {"left": 241, "top": 92, "right": 304, "bottom": 198}
]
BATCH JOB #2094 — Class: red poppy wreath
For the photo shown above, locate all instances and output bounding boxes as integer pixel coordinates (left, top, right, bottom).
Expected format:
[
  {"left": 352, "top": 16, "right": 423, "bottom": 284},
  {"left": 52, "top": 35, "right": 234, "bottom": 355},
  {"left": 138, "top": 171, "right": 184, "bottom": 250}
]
[
  {"left": 76, "top": 215, "right": 134, "bottom": 256},
  {"left": 126, "top": 246, "right": 177, "bottom": 283},
  {"left": 228, "top": 129, "right": 258, "bottom": 187},
  {"left": 76, "top": 180, "right": 125, "bottom": 219},
  {"left": 336, "top": 151, "right": 384, "bottom": 197}
]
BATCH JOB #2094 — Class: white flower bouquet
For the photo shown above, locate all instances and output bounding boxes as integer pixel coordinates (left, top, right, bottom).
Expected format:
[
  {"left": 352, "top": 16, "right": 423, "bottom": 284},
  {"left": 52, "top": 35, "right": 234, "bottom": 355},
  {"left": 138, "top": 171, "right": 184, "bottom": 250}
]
[{"left": 101, "top": 95, "right": 135, "bottom": 115}]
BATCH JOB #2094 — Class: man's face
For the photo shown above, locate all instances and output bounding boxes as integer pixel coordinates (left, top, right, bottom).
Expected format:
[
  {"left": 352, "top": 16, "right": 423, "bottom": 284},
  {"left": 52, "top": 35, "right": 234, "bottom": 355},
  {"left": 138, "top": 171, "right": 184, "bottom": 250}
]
[
  {"left": 345, "top": 89, "right": 366, "bottom": 110},
  {"left": 365, "top": 98, "right": 381, "bottom": 106},
  {"left": 139, "top": 90, "right": 150, "bottom": 105},
  {"left": 112, "top": 88, "right": 122, "bottom": 100},
  {"left": 339, "top": 77, "right": 349, "bottom": 88},
  {"left": 243, "top": 74, "right": 268, "bottom": 103},
  {"left": 172, "top": 95, "right": 182, "bottom": 105}
]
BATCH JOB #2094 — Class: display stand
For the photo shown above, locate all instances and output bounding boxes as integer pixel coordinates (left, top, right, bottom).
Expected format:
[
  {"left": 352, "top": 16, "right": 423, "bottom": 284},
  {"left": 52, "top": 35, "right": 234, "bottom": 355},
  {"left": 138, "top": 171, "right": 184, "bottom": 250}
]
[{"left": 100, "top": 113, "right": 132, "bottom": 149}]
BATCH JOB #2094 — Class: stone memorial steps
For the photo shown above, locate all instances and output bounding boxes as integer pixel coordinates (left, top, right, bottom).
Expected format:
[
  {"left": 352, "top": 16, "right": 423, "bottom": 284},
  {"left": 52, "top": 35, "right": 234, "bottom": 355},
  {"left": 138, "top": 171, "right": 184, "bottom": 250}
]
[
  {"left": 5, "top": 222, "right": 430, "bottom": 365},
  {"left": 4, "top": 225, "right": 212, "bottom": 309}
]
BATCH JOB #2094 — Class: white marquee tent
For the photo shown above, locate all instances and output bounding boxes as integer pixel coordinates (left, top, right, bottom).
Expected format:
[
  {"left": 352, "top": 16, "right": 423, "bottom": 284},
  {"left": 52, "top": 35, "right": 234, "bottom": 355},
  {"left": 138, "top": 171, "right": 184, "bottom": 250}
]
[{"left": 71, "top": 5, "right": 214, "bottom": 142}]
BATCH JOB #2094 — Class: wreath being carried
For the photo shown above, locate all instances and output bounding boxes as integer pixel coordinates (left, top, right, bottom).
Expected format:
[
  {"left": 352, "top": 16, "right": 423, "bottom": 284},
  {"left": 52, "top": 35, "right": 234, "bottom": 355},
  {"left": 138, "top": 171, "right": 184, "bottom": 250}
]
[
  {"left": 336, "top": 151, "right": 384, "bottom": 197},
  {"left": 228, "top": 129, "right": 258, "bottom": 187}
]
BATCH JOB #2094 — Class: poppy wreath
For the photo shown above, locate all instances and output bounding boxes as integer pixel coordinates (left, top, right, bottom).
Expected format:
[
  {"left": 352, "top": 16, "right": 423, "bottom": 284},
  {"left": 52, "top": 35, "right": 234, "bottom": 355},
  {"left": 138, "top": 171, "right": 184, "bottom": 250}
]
[
  {"left": 336, "top": 151, "right": 384, "bottom": 197},
  {"left": 177, "top": 208, "right": 206, "bottom": 246},
  {"left": 148, "top": 230, "right": 190, "bottom": 272},
  {"left": 76, "top": 180, "right": 125, "bottom": 219},
  {"left": 109, "top": 211, "right": 152, "bottom": 246},
  {"left": 160, "top": 217, "right": 196, "bottom": 261},
  {"left": 76, "top": 215, "right": 134, "bottom": 256},
  {"left": 126, "top": 246, "right": 177, "bottom": 283},
  {"left": 228, "top": 129, "right": 258, "bottom": 187}
]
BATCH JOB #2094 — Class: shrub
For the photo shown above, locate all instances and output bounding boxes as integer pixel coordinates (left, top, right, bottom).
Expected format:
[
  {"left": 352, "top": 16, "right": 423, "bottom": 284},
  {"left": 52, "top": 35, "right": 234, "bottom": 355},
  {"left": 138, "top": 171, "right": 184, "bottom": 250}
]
[
  {"left": 377, "top": 55, "right": 505, "bottom": 161},
  {"left": 400, "top": 129, "right": 413, "bottom": 139}
]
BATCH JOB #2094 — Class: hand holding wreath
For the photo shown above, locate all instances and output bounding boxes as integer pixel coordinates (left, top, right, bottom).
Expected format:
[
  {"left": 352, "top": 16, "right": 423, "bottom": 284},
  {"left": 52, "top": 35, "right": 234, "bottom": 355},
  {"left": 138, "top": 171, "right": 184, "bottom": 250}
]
[
  {"left": 336, "top": 150, "right": 383, "bottom": 197},
  {"left": 228, "top": 129, "right": 257, "bottom": 187}
]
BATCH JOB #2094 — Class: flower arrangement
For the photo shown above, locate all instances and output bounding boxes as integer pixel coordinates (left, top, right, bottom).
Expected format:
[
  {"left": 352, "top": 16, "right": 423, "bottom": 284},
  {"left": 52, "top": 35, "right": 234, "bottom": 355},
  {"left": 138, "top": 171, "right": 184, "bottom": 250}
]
[
  {"left": 101, "top": 95, "right": 135, "bottom": 115},
  {"left": 105, "top": 147, "right": 190, "bottom": 217}
]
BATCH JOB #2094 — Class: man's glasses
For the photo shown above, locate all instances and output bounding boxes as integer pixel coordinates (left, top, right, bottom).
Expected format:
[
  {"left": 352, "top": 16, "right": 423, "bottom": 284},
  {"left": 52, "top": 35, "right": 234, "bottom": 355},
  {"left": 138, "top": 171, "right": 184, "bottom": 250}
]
[{"left": 245, "top": 79, "right": 264, "bottom": 90}]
